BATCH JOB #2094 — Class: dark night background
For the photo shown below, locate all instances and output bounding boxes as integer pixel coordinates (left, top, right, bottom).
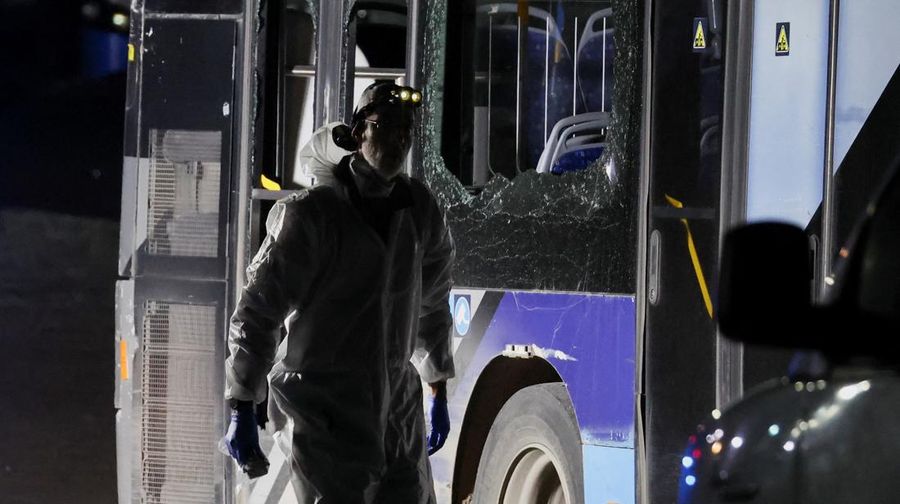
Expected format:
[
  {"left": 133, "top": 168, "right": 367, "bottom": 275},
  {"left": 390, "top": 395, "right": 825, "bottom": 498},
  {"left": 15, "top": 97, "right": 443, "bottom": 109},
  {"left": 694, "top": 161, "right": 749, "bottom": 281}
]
[{"left": 0, "top": 1, "right": 127, "bottom": 502}]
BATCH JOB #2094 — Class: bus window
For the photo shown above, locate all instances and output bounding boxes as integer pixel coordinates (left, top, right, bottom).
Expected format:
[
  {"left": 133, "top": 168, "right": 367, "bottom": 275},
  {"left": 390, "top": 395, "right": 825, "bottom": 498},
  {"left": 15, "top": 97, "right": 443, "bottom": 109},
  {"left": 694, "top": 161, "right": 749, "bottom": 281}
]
[
  {"left": 349, "top": 4, "right": 408, "bottom": 93},
  {"left": 280, "top": 0, "right": 316, "bottom": 186},
  {"left": 256, "top": 0, "right": 316, "bottom": 187},
  {"left": 430, "top": 0, "right": 642, "bottom": 292},
  {"left": 276, "top": 0, "right": 408, "bottom": 189},
  {"left": 443, "top": 1, "right": 615, "bottom": 185}
]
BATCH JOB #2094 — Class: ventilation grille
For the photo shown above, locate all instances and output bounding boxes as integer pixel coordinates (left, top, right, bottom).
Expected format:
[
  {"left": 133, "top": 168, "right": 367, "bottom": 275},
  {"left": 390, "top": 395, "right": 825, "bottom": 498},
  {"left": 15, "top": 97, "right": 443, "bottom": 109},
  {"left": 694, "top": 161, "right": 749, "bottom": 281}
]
[
  {"left": 147, "top": 130, "right": 222, "bottom": 258},
  {"left": 139, "top": 301, "right": 218, "bottom": 503}
]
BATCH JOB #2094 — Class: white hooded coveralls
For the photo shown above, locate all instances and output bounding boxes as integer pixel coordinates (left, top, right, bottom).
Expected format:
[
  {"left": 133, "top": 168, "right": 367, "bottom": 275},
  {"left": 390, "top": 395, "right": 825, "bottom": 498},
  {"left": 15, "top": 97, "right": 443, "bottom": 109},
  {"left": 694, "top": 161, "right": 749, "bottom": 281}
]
[{"left": 225, "top": 145, "right": 455, "bottom": 503}]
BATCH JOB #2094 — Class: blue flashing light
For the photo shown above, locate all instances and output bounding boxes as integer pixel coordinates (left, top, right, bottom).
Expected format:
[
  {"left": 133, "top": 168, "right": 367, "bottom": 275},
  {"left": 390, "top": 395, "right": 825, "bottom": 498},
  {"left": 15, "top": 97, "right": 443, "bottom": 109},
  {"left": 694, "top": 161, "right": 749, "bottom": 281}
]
[
  {"left": 685, "top": 475, "right": 697, "bottom": 487},
  {"left": 682, "top": 456, "right": 694, "bottom": 469}
]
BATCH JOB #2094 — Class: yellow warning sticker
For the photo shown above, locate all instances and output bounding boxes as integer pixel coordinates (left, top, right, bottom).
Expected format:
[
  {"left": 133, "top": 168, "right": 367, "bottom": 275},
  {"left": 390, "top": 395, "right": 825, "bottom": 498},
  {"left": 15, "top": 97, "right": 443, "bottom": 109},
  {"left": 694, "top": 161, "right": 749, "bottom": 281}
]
[
  {"left": 128, "top": 43, "right": 135, "bottom": 62},
  {"left": 776, "top": 22, "right": 790, "bottom": 56},
  {"left": 693, "top": 18, "right": 707, "bottom": 52}
]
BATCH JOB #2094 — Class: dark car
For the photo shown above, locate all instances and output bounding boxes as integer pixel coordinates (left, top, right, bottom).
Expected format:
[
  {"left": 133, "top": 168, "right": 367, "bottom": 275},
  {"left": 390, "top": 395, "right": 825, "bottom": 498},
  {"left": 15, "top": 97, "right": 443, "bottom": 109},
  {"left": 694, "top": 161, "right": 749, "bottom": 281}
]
[{"left": 678, "top": 162, "right": 900, "bottom": 504}]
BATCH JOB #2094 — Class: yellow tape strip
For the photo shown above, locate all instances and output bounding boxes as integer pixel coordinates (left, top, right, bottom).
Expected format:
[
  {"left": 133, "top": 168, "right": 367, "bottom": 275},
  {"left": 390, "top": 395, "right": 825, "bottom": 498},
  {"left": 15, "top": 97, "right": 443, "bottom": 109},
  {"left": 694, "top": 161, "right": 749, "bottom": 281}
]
[
  {"left": 664, "top": 194, "right": 683, "bottom": 208},
  {"left": 681, "top": 219, "right": 714, "bottom": 318},
  {"left": 128, "top": 43, "right": 135, "bottom": 62},
  {"left": 665, "top": 194, "right": 714, "bottom": 319},
  {"left": 261, "top": 174, "right": 282, "bottom": 191},
  {"left": 120, "top": 339, "right": 129, "bottom": 381}
]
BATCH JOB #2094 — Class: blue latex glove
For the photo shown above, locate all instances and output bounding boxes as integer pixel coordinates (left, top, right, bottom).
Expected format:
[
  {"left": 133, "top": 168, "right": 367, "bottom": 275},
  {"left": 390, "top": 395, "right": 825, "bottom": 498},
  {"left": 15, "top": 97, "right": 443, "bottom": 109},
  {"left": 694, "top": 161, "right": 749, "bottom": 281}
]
[
  {"left": 427, "top": 394, "right": 450, "bottom": 456},
  {"left": 225, "top": 401, "right": 270, "bottom": 478}
]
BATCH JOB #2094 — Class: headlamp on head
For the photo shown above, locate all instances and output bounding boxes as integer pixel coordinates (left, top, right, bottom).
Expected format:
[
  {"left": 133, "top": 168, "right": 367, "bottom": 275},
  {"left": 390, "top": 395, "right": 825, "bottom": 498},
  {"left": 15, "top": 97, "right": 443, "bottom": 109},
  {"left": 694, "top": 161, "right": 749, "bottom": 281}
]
[
  {"left": 392, "top": 87, "right": 422, "bottom": 105},
  {"left": 386, "top": 86, "right": 423, "bottom": 107},
  {"left": 352, "top": 82, "right": 424, "bottom": 130}
]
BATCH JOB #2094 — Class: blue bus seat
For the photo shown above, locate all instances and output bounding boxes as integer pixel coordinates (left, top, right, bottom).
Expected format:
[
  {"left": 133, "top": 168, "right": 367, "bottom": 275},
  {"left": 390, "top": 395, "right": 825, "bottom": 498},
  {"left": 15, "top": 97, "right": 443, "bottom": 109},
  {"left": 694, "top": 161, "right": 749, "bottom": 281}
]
[
  {"left": 551, "top": 145, "right": 605, "bottom": 174},
  {"left": 537, "top": 112, "right": 610, "bottom": 173},
  {"left": 576, "top": 8, "right": 615, "bottom": 113},
  {"left": 478, "top": 4, "right": 577, "bottom": 171}
]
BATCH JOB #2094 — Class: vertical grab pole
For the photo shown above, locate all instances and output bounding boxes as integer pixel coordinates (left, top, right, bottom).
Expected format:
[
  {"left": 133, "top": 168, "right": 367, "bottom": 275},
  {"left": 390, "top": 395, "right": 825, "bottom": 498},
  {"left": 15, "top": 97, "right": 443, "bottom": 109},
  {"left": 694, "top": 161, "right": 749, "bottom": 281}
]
[
  {"left": 601, "top": 16, "right": 607, "bottom": 112},
  {"left": 573, "top": 16, "right": 579, "bottom": 115},
  {"left": 406, "top": 0, "right": 426, "bottom": 178},
  {"left": 488, "top": 15, "right": 493, "bottom": 173},
  {"left": 515, "top": 0, "right": 528, "bottom": 173},
  {"left": 545, "top": 15, "right": 550, "bottom": 145},
  {"left": 406, "top": 0, "right": 423, "bottom": 90},
  {"left": 314, "top": 1, "right": 346, "bottom": 129},
  {"left": 820, "top": 0, "right": 840, "bottom": 299}
]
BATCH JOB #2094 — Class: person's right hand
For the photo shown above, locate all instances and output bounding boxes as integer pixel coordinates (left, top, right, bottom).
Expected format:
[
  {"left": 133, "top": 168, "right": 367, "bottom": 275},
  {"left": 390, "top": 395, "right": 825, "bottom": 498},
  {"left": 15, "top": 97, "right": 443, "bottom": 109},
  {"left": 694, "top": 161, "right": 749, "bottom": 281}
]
[
  {"left": 225, "top": 401, "right": 270, "bottom": 478},
  {"left": 427, "top": 394, "right": 450, "bottom": 456}
]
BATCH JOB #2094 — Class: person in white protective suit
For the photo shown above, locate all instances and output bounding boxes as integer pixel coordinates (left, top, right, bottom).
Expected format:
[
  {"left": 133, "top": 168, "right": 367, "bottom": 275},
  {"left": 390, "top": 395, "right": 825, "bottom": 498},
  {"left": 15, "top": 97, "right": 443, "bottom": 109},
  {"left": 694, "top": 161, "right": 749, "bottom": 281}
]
[{"left": 224, "top": 81, "right": 455, "bottom": 503}]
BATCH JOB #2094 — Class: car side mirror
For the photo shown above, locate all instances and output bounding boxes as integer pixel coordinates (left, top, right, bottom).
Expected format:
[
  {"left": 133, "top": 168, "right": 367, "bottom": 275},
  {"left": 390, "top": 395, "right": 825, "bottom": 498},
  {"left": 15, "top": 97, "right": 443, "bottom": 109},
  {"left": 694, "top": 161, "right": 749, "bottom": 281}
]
[{"left": 718, "top": 223, "right": 815, "bottom": 348}]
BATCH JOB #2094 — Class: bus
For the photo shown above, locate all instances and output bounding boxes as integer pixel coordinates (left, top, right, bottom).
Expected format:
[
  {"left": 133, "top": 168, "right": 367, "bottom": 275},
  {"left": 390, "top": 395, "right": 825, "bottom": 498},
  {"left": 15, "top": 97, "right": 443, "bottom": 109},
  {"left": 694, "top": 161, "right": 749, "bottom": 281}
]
[{"left": 113, "top": 0, "right": 900, "bottom": 503}]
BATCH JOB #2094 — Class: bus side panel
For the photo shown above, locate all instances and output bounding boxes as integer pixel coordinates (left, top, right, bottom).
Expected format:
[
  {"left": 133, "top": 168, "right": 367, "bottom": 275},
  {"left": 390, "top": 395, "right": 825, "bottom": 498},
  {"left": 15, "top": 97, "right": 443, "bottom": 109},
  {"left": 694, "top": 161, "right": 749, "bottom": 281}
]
[
  {"left": 435, "top": 290, "right": 635, "bottom": 502},
  {"left": 484, "top": 291, "right": 636, "bottom": 446}
]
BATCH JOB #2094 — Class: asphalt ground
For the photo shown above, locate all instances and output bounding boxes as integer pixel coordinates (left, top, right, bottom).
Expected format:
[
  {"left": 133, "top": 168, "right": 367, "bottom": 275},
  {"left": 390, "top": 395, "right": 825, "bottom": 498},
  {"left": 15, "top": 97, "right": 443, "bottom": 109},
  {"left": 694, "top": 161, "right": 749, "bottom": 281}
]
[
  {"left": 0, "top": 69, "right": 124, "bottom": 503},
  {"left": 0, "top": 209, "right": 119, "bottom": 504}
]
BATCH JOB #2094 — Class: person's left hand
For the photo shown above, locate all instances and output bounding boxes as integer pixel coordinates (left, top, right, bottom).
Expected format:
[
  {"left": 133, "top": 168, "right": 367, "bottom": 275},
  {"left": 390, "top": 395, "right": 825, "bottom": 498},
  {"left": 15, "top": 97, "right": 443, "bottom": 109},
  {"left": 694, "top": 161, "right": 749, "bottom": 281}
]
[{"left": 427, "top": 394, "right": 450, "bottom": 456}]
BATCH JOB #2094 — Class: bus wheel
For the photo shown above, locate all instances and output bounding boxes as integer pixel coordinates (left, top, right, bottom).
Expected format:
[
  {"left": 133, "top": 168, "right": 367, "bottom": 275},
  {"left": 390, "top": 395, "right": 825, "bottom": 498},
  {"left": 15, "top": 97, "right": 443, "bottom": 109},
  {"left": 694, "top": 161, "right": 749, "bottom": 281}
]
[{"left": 472, "top": 383, "right": 583, "bottom": 504}]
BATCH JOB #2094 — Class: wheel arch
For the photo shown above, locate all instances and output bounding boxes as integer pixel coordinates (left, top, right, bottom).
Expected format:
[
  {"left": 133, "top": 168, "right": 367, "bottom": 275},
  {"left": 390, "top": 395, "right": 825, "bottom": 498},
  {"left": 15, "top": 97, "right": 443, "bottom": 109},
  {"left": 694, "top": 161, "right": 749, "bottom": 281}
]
[{"left": 451, "top": 354, "right": 577, "bottom": 503}]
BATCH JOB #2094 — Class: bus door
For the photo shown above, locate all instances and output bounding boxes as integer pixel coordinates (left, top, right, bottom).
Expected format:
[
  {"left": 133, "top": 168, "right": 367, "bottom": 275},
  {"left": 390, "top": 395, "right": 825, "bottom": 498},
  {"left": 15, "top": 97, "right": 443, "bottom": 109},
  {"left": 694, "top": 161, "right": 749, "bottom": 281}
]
[
  {"left": 232, "top": 1, "right": 414, "bottom": 501},
  {"left": 737, "top": 0, "right": 831, "bottom": 394},
  {"left": 642, "top": 0, "right": 830, "bottom": 501},
  {"left": 260, "top": 0, "right": 410, "bottom": 194},
  {"left": 738, "top": 0, "right": 900, "bottom": 396},
  {"left": 643, "top": 0, "right": 725, "bottom": 502},
  {"left": 115, "top": 4, "right": 243, "bottom": 504}
]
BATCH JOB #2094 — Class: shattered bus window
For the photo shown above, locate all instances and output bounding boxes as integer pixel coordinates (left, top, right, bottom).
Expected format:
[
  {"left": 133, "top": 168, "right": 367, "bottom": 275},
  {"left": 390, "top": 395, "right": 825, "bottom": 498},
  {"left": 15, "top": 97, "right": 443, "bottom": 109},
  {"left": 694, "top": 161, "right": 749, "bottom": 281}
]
[{"left": 427, "top": 0, "right": 642, "bottom": 292}]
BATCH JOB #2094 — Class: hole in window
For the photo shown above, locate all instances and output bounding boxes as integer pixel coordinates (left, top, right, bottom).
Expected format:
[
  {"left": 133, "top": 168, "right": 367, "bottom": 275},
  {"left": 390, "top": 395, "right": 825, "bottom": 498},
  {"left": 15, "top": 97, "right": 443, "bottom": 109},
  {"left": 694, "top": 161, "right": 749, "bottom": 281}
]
[
  {"left": 443, "top": 0, "right": 616, "bottom": 189},
  {"left": 429, "top": 0, "right": 641, "bottom": 292}
]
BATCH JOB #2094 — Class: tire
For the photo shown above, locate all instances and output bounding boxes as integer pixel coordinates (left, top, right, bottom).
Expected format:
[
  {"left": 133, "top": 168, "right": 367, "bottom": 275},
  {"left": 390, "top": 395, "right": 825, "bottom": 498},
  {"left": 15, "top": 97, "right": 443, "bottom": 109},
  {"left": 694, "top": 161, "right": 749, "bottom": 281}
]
[{"left": 472, "top": 383, "right": 584, "bottom": 504}]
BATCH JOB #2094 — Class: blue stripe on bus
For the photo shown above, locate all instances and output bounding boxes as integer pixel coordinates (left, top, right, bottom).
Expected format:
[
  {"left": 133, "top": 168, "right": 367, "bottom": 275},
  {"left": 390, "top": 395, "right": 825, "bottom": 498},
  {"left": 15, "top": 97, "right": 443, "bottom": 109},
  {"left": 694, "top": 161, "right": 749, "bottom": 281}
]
[
  {"left": 432, "top": 290, "right": 636, "bottom": 500},
  {"left": 454, "top": 291, "right": 636, "bottom": 447},
  {"left": 485, "top": 291, "right": 636, "bottom": 447}
]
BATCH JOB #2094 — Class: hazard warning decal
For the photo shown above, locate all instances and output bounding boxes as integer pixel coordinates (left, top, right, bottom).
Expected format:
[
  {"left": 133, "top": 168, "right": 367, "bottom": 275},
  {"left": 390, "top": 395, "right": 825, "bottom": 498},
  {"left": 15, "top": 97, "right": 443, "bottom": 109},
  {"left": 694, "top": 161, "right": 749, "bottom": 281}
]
[
  {"left": 776, "top": 22, "right": 790, "bottom": 56},
  {"left": 693, "top": 17, "right": 708, "bottom": 53}
]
